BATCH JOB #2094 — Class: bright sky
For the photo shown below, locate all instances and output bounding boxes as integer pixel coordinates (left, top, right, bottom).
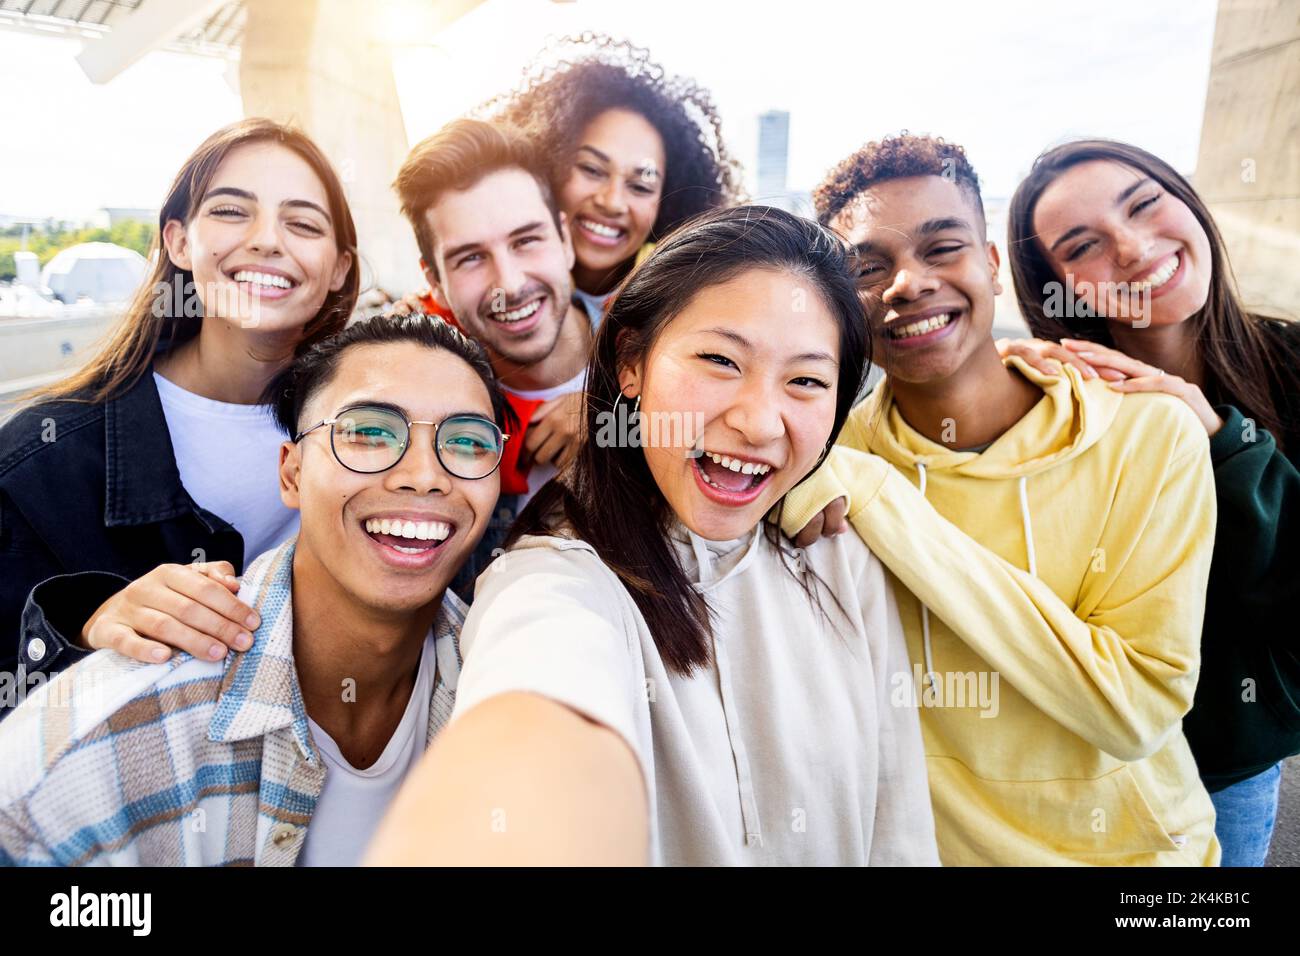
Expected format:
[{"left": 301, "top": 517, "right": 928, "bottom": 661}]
[{"left": 0, "top": 0, "right": 1218, "bottom": 221}]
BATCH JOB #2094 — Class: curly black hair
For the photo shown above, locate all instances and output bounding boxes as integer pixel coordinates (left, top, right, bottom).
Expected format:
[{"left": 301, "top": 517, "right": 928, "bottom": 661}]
[
  {"left": 815, "top": 132, "right": 984, "bottom": 228},
  {"left": 481, "top": 33, "right": 743, "bottom": 242}
]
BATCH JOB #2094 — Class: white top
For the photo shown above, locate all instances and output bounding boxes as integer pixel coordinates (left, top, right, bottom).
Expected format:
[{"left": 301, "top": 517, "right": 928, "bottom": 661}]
[
  {"left": 298, "top": 632, "right": 437, "bottom": 867},
  {"left": 454, "top": 523, "right": 940, "bottom": 866},
  {"left": 154, "top": 371, "right": 299, "bottom": 567},
  {"left": 503, "top": 367, "right": 586, "bottom": 505},
  {"left": 572, "top": 287, "right": 613, "bottom": 328}
]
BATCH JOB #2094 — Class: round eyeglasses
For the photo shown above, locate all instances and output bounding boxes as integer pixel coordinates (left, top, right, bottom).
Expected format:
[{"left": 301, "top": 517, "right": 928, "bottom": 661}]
[{"left": 294, "top": 405, "right": 509, "bottom": 480}]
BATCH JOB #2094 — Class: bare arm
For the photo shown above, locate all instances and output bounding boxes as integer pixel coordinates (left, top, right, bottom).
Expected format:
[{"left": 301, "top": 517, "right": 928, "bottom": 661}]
[{"left": 365, "top": 692, "right": 648, "bottom": 866}]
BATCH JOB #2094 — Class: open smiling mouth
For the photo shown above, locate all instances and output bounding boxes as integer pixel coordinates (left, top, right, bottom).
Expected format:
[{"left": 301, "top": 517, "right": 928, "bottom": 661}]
[
  {"left": 692, "top": 450, "right": 776, "bottom": 504},
  {"left": 576, "top": 216, "right": 628, "bottom": 244},
  {"left": 886, "top": 310, "right": 959, "bottom": 340},
  {"left": 227, "top": 268, "right": 298, "bottom": 294},
  {"left": 363, "top": 517, "right": 454, "bottom": 556},
  {"left": 489, "top": 297, "right": 543, "bottom": 324}
]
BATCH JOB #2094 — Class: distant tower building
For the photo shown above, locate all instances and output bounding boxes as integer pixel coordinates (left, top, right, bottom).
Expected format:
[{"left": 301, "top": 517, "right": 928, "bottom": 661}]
[{"left": 757, "top": 110, "right": 791, "bottom": 207}]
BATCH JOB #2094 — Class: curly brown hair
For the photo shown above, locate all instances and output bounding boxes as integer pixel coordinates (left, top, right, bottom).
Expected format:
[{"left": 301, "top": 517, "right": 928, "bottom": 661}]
[
  {"left": 480, "top": 33, "right": 742, "bottom": 242},
  {"left": 814, "top": 132, "right": 984, "bottom": 228}
]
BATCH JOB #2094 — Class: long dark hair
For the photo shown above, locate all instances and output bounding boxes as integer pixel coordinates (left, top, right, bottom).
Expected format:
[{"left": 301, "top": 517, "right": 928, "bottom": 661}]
[
  {"left": 1008, "top": 138, "right": 1300, "bottom": 445},
  {"left": 508, "top": 205, "right": 868, "bottom": 675},
  {"left": 30, "top": 119, "right": 360, "bottom": 406},
  {"left": 482, "top": 34, "right": 743, "bottom": 244}
]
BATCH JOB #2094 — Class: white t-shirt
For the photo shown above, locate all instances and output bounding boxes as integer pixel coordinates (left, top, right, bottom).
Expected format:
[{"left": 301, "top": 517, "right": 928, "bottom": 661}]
[
  {"left": 298, "top": 632, "right": 437, "bottom": 867},
  {"left": 154, "top": 372, "right": 299, "bottom": 567},
  {"left": 572, "top": 286, "right": 613, "bottom": 328},
  {"left": 504, "top": 368, "right": 585, "bottom": 505}
]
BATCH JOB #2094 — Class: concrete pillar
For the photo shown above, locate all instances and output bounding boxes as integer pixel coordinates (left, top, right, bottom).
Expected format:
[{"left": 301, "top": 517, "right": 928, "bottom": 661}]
[
  {"left": 238, "top": 0, "right": 422, "bottom": 300},
  {"left": 1194, "top": 0, "right": 1300, "bottom": 317}
]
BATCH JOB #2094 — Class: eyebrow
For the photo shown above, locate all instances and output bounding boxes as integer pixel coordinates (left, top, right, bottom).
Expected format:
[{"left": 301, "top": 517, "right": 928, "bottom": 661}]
[
  {"left": 201, "top": 186, "right": 332, "bottom": 224},
  {"left": 577, "top": 145, "right": 611, "bottom": 164},
  {"left": 918, "top": 217, "right": 972, "bottom": 236},
  {"left": 577, "top": 145, "right": 660, "bottom": 181},
  {"left": 1048, "top": 177, "right": 1155, "bottom": 252},
  {"left": 441, "top": 220, "right": 547, "bottom": 262},
  {"left": 697, "top": 327, "right": 837, "bottom": 365},
  {"left": 334, "top": 400, "right": 491, "bottom": 421},
  {"left": 849, "top": 216, "right": 971, "bottom": 258}
]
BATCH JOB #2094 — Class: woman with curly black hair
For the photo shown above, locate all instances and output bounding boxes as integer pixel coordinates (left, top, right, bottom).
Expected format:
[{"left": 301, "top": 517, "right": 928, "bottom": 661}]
[{"left": 484, "top": 34, "right": 742, "bottom": 325}]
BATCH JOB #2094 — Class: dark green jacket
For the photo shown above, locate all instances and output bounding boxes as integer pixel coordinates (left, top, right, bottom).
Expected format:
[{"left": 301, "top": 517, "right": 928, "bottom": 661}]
[{"left": 1183, "top": 321, "right": 1300, "bottom": 790}]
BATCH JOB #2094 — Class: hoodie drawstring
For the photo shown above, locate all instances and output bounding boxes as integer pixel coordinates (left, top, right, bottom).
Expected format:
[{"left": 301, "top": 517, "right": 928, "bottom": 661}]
[
  {"left": 1017, "top": 475, "right": 1037, "bottom": 576},
  {"left": 917, "top": 464, "right": 936, "bottom": 690},
  {"left": 916, "top": 463, "right": 1036, "bottom": 690}
]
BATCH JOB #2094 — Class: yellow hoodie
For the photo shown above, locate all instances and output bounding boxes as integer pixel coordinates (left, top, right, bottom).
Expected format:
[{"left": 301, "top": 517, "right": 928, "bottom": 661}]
[{"left": 782, "top": 358, "right": 1219, "bottom": 866}]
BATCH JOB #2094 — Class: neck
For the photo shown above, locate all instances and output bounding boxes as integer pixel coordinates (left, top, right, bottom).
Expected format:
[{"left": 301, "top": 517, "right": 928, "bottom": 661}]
[
  {"left": 491, "top": 302, "right": 590, "bottom": 393},
  {"left": 154, "top": 319, "right": 300, "bottom": 404},
  {"left": 573, "top": 257, "right": 633, "bottom": 297},
  {"left": 290, "top": 545, "right": 438, "bottom": 764},
  {"left": 1108, "top": 320, "right": 1204, "bottom": 387},
  {"left": 889, "top": 341, "right": 1042, "bottom": 448}
]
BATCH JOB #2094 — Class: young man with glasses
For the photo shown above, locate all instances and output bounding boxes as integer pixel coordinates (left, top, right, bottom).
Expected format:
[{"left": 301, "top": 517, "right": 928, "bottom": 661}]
[{"left": 0, "top": 314, "right": 508, "bottom": 866}]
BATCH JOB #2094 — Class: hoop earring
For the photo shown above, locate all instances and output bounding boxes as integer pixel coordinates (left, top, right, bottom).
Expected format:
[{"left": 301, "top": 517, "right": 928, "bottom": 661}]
[{"left": 613, "top": 389, "right": 641, "bottom": 418}]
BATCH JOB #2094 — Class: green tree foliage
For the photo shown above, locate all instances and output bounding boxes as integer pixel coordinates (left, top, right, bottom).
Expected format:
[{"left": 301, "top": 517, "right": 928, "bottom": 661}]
[{"left": 0, "top": 219, "right": 156, "bottom": 283}]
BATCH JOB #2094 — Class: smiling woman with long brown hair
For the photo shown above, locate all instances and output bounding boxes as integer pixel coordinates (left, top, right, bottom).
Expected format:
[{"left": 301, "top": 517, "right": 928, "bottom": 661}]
[
  {"left": 0, "top": 118, "right": 359, "bottom": 698},
  {"left": 1004, "top": 138, "right": 1300, "bottom": 866}
]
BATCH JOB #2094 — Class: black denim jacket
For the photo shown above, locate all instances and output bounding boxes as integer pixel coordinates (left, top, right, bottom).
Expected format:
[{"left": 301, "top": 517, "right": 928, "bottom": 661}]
[{"left": 0, "top": 370, "right": 244, "bottom": 695}]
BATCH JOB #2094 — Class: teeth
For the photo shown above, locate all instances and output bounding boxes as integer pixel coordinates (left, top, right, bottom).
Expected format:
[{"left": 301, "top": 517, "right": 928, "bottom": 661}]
[
  {"left": 364, "top": 518, "right": 452, "bottom": 541},
  {"left": 232, "top": 270, "right": 292, "bottom": 289},
  {"left": 1138, "top": 252, "right": 1179, "bottom": 289},
  {"left": 497, "top": 299, "right": 541, "bottom": 323},
  {"left": 703, "top": 451, "right": 771, "bottom": 475},
  {"left": 580, "top": 217, "right": 623, "bottom": 239},
  {"left": 889, "top": 312, "right": 953, "bottom": 339}
]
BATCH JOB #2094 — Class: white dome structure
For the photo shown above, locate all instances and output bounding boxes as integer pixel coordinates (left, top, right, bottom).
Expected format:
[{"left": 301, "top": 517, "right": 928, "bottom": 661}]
[{"left": 40, "top": 242, "right": 147, "bottom": 305}]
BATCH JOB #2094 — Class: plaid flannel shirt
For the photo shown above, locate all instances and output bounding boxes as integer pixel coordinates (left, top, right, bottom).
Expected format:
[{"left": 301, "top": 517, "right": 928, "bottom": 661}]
[{"left": 0, "top": 537, "right": 465, "bottom": 866}]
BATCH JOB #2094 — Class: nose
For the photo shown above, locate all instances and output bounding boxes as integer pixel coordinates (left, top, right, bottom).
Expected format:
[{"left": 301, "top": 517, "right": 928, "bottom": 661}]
[
  {"left": 721, "top": 376, "right": 786, "bottom": 451},
  {"left": 882, "top": 260, "right": 938, "bottom": 309},
  {"left": 384, "top": 423, "right": 453, "bottom": 496},
  {"left": 244, "top": 208, "right": 282, "bottom": 257},
  {"left": 1112, "top": 224, "right": 1154, "bottom": 271},
  {"left": 490, "top": 252, "right": 528, "bottom": 304},
  {"left": 1107, "top": 221, "right": 1159, "bottom": 269},
  {"left": 594, "top": 179, "right": 628, "bottom": 217}
]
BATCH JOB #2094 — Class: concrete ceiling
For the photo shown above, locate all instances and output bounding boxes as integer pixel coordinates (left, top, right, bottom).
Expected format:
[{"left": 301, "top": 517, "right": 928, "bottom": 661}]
[{"left": 0, "top": 0, "right": 244, "bottom": 78}]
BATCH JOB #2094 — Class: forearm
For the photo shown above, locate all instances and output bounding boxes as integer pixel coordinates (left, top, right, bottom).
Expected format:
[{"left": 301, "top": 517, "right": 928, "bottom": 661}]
[{"left": 366, "top": 692, "right": 649, "bottom": 866}]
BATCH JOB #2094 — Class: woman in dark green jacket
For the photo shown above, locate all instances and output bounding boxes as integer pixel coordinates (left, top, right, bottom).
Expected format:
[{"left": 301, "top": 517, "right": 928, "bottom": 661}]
[{"left": 1003, "top": 138, "right": 1300, "bottom": 866}]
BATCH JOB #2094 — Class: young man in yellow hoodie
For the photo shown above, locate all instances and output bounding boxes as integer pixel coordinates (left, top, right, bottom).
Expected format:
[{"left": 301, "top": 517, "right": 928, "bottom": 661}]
[{"left": 783, "top": 133, "right": 1220, "bottom": 865}]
